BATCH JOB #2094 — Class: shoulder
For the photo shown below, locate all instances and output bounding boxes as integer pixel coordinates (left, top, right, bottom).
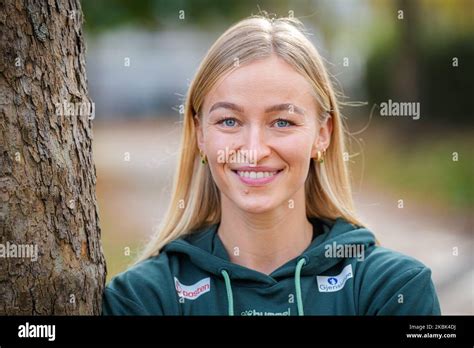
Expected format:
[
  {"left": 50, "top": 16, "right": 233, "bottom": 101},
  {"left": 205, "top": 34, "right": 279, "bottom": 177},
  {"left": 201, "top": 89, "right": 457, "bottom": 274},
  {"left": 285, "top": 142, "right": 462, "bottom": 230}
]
[
  {"left": 102, "top": 253, "right": 177, "bottom": 315},
  {"left": 354, "top": 246, "right": 441, "bottom": 315},
  {"left": 109, "top": 253, "right": 173, "bottom": 288},
  {"left": 358, "top": 245, "right": 428, "bottom": 278}
]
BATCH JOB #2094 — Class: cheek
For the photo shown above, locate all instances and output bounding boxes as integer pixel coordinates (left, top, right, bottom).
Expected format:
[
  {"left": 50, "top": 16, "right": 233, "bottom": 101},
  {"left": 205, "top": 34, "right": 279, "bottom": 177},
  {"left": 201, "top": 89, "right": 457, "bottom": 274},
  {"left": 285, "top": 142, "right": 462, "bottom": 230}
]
[
  {"left": 277, "top": 134, "right": 314, "bottom": 166},
  {"left": 204, "top": 130, "right": 238, "bottom": 178},
  {"left": 204, "top": 131, "right": 235, "bottom": 163}
]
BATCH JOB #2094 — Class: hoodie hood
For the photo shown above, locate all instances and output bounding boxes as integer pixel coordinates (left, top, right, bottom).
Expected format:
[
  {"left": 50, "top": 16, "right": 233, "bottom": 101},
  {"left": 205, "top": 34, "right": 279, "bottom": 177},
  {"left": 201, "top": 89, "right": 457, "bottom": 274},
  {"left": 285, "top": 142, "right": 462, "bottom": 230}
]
[{"left": 163, "top": 217, "right": 376, "bottom": 285}]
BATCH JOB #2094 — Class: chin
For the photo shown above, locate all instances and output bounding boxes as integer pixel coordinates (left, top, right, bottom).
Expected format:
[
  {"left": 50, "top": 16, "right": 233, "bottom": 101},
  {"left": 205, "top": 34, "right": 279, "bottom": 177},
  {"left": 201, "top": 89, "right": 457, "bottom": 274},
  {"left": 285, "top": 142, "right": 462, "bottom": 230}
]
[{"left": 234, "top": 196, "right": 282, "bottom": 214}]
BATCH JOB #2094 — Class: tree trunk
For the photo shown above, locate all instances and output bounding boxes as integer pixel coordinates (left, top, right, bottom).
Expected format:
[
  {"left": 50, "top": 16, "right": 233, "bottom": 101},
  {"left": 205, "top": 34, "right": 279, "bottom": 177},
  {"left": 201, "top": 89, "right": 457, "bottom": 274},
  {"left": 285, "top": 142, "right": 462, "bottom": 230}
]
[{"left": 0, "top": 0, "right": 106, "bottom": 314}]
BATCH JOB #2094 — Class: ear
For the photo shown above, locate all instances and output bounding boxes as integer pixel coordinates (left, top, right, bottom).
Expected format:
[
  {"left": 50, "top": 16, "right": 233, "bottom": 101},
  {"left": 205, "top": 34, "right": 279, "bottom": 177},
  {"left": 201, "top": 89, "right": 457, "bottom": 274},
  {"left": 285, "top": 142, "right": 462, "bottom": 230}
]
[
  {"left": 311, "top": 115, "right": 333, "bottom": 158},
  {"left": 194, "top": 114, "right": 205, "bottom": 152}
]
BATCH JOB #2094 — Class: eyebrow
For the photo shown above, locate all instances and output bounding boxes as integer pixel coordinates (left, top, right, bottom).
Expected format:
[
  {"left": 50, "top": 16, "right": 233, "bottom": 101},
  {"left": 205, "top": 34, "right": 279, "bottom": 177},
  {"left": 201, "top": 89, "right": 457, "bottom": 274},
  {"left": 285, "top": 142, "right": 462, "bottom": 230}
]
[
  {"left": 209, "top": 102, "right": 244, "bottom": 114},
  {"left": 265, "top": 103, "right": 306, "bottom": 116},
  {"left": 209, "top": 102, "right": 306, "bottom": 116}
]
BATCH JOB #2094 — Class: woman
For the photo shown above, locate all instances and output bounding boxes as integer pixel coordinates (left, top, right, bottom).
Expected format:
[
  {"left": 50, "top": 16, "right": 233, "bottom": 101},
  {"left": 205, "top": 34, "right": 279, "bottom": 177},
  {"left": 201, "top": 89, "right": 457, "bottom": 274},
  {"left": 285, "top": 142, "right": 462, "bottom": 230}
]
[{"left": 102, "top": 15, "right": 440, "bottom": 315}]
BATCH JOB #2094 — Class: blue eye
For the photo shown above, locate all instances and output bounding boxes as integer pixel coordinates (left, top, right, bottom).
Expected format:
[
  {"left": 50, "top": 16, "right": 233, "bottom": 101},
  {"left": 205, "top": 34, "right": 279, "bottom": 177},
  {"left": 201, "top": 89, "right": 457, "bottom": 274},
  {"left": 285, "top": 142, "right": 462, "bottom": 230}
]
[
  {"left": 224, "top": 119, "right": 236, "bottom": 127},
  {"left": 218, "top": 118, "right": 238, "bottom": 127},
  {"left": 274, "top": 119, "right": 293, "bottom": 128}
]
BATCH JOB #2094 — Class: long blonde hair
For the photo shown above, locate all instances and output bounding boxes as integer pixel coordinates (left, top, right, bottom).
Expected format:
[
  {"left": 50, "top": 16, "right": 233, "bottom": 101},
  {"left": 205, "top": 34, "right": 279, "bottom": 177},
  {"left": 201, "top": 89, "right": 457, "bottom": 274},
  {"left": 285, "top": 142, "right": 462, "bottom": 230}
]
[{"left": 137, "top": 15, "right": 363, "bottom": 263}]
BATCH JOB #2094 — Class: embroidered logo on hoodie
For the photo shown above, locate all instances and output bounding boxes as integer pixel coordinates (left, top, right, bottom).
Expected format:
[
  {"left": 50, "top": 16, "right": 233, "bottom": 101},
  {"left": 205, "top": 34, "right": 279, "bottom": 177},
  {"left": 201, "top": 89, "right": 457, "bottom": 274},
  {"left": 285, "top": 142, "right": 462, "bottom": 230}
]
[
  {"left": 316, "top": 264, "right": 353, "bottom": 292},
  {"left": 174, "top": 277, "right": 211, "bottom": 300}
]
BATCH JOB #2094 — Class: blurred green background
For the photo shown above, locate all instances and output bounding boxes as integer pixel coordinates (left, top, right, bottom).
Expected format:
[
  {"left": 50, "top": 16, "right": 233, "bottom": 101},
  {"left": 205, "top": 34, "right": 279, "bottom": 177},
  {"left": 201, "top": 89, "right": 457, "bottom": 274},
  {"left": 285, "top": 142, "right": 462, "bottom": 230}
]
[{"left": 81, "top": 0, "right": 473, "bottom": 314}]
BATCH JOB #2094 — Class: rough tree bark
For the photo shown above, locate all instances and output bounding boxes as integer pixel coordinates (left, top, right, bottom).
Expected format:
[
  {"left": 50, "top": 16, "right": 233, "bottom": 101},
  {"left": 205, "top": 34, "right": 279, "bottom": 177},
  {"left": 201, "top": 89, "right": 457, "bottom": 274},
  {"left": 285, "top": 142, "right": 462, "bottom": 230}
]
[{"left": 0, "top": 0, "right": 106, "bottom": 314}]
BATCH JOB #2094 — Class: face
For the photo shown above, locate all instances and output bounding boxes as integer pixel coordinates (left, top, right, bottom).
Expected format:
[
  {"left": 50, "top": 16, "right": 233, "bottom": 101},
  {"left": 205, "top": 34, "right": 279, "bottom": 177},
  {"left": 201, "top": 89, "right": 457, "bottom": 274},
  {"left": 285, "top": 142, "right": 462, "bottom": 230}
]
[{"left": 196, "top": 55, "right": 332, "bottom": 214}]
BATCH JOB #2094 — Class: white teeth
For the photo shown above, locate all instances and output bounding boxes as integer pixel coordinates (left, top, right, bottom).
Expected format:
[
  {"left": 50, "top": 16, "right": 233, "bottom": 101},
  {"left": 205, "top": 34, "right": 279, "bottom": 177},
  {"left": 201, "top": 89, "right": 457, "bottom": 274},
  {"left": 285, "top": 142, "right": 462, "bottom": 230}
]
[{"left": 236, "top": 171, "right": 279, "bottom": 179}]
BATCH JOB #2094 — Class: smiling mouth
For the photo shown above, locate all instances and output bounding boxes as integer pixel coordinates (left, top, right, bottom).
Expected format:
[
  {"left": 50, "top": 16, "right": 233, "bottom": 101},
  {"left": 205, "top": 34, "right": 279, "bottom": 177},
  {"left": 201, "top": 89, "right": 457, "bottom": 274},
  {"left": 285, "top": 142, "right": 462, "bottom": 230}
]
[
  {"left": 230, "top": 168, "right": 284, "bottom": 186},
  {"left": 233, "top": 170, "right": 282, "bottom": 179}
]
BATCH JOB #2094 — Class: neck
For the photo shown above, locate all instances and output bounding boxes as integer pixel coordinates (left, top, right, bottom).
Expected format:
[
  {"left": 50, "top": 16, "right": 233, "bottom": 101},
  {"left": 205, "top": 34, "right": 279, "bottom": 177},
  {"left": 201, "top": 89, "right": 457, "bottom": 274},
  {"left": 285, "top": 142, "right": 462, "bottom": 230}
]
[{"left": 217, "top": 189, "right": 313, "bottom": 275}]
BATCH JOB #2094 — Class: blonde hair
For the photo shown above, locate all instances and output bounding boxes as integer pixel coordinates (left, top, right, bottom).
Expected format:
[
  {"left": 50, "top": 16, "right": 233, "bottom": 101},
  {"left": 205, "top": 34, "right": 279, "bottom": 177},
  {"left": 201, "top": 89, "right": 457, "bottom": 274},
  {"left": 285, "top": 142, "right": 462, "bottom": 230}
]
[{"left": 137, "top": 15, "right": 364, "bottom": 263}]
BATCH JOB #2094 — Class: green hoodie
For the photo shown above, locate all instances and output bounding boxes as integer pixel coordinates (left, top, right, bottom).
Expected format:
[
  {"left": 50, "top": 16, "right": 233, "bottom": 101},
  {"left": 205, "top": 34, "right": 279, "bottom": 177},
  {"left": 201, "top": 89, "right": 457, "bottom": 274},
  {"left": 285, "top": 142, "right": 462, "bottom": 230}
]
[{"left": 102, "top": 217, "right": 441, "bottom": 315}]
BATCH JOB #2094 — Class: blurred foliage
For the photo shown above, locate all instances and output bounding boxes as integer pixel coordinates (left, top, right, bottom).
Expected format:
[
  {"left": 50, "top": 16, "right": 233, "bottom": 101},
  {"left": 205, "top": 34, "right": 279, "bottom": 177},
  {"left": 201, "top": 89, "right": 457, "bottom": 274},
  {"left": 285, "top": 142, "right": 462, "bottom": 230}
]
[
  {"left": 81, "top": 0, "right": 160, "bottom": 32},
  {"left": 366, "top": 0, "right": 474, "bottom": 129},
  {"left": 419, "top": 37, "right": 474, "bottom": 126},
  {"left": 81, "top": 0, "right": 290, "bottom": 33},
  {"left": 366, "top": 32, "right": 474, "bottom": 128}
]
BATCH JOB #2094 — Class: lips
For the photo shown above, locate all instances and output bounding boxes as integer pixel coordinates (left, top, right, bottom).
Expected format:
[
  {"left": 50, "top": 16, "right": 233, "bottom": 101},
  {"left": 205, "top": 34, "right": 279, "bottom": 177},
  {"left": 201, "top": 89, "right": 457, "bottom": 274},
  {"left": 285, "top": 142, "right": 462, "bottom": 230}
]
[
  {"left": 236, "top": 170, "right": 280, "bottom": 179},
  {"left": 230, "top": 167, "right": 284, "bottom": 186}
]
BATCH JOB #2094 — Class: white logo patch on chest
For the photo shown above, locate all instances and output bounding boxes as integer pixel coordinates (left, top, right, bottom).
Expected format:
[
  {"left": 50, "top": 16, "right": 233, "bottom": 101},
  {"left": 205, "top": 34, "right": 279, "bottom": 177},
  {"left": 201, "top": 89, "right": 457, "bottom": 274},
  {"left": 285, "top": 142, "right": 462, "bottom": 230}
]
[
  {"left": 174, "top": 277, "right": 211, "bottom": 300},
  {"left": 317, "top": 264, "right": 353, "bottom": 292}
]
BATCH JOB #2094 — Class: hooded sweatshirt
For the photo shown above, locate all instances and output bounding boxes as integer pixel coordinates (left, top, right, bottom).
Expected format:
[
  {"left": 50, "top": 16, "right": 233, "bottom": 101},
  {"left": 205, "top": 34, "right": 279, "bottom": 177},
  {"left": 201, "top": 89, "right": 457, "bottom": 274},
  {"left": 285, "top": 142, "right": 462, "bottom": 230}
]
[{"left": 102, "top": 217, "right": 441, "bottom": 315}]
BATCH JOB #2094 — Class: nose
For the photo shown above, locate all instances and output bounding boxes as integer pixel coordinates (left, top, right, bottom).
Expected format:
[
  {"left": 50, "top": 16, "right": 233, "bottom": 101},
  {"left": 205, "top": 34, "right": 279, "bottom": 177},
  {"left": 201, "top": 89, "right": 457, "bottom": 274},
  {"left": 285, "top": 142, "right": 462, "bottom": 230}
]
[{"left": 240, "top": 124, "right": 272, "bottom": 164}]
